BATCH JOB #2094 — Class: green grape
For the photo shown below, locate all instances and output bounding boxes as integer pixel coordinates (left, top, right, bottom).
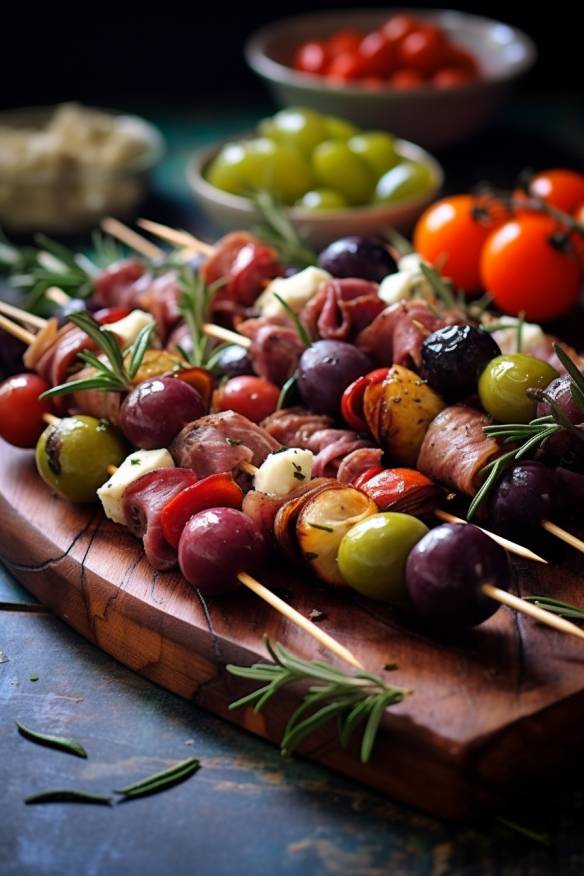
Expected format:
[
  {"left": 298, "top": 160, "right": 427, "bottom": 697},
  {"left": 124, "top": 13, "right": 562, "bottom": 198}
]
[
  {"left": 266, "top": 107, "right": 329, "bottom": 156},
  {"left": 323, "top": 115, "right": 360, "bottom": 140},
  {"left": 312, "top": 141, "right": 375, "bottom": 205},
  {"left": 205, "top": 142, "right": 250, "bottom": 194},
  {"left": 295, "top": 189, "right": 348, "bottom": 210},
  {"left": 374, "top": 161, "right": 433, "bottom": 203},
  {"left": 244, "top": 138, "right": 314, "bottom": 205},
  {"left": 348, "top": 132, "right": 399, "bottom": 177}
]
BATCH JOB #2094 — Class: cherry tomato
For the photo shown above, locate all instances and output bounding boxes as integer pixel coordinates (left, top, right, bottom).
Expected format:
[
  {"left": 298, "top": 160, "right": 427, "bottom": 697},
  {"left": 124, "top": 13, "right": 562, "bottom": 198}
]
[
  {"left": 358, "top": 31, "right": 396, "bottom": 77},
  {"left": 574, "top": 203, "right": 584, "bottom": 224},
  {"left": 341, "top": 368, "right": 389, "bottom": 430},
  {"left": 398, "top": 26, "right": 447, "bottom": 76},
  {"left": 381, "top": 14, "right": 419, "bottom": 45},
  {"left": 389, "top": 68, "right": 426, "bottom": 89},
  {"left": 217, "top": 376, "right": 280, "bottom": 423},
  {"left": 480, "top": 215, "right": 584, "bottom": 321},
  {"left": 327, "top": 30, "right": 362, "bottom": 57},
  {"left": 413, "top": 194, "right": 505, "bottom": 293},
  {"left": 361, "top": 77, "right": 385, "bottom": 89},
  {"left": 326, "top": 51, "right": 365, "bottom": 81},
  {"left": 0, "top": 373, "right": 55, "bottom": 448},
  {"left": 293, "top": 41, "right": 329, "bottom": 75},
  {"left": 520, "top": 169, "right": 584, "bottom": 214},
  {"left": 432, "top": 67, "right": 474, "bottom": 88},
  {"left": 442, "top": 44, "right": 478, "bottom": 75},
  {"left": 161, "top": 473, "right": 244, "bottom": 548}
]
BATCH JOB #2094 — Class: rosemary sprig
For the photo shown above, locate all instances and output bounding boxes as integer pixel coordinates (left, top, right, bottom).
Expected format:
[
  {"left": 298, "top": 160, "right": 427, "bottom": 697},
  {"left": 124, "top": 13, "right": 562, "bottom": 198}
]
[
  {"left": 252, "top": 190, "right": 317, "bottom": 269},
  {"left": 114, "top": 757, "right": 200, "bottom": 800},
  {"left": 523, "top": 596, "right": 584, "bottom": 620},
  {"left": 419, "top": 263, "right": 457, "bottom": 311},
  {"left": 40, "top": 311, "right": 157, "bottom": 399},
  {"left": 383, "top": 227, "right": 413, "bottom": 256},
  {"left": 227, "top": 639, "right": 408, "bottom": 764},
  {"left": 177, "top": 267, "right": 229, "bottom": 368},
  {"left": 16, "top": 721, "right": 88, "bottom": 758},
  {"left": 272, "top": 292, "right": 311, "bottom": 347},
  {"left": 25, "top": 789, "right": 113, "bottom": 806}
]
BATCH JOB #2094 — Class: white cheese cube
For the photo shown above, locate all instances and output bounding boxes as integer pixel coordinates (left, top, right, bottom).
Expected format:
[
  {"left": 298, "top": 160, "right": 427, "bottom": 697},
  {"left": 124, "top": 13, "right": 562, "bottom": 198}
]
[
  {"left": 255, "top": 267, "right": 331, "bottom": 319},
  {"left": 253, "top": 448, "right": 314, "bottom": 497},
  {"left": 104, "top": 309, "right": 155, "bottom": 349},
  {"left": 378, "top": 271, "right": 418, "bottom": 305},
  {"left": 97, "top": 448, "right": 174, "bottom": 525}
]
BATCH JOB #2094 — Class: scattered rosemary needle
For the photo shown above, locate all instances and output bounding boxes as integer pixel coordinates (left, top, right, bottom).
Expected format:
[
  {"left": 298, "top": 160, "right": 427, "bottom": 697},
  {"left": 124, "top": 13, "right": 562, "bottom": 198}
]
[
  {"left": 114, "top": 757, "right": 201, "bottom": 800},
  {"left": 16, "top": 720, "right": 87, "bottom": 758},
  {"left": 523, "top": 596, "right": 584, "bottom": 620},
  {"left": 25, "top": 789, "right": 113, "bottom": 806},
  {"left": 227, "top": 639, "right": 408, "bottom": 764}
]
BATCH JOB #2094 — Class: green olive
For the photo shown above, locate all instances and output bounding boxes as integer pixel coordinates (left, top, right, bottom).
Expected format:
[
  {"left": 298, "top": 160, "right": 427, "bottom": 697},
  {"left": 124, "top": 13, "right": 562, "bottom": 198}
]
[
  {"left": 478, "top": 354, "right": 559, "bottom": 423},
  {"left": 337, "top": 512, "right": 429, "bottom": 602},
  {"left": 35, "top": 415, "right": 127, "bottom": 503}
]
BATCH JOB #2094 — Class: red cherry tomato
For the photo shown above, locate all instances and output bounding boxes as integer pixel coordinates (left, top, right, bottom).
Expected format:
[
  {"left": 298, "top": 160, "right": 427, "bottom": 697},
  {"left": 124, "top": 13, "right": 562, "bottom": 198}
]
[
  {"left": 432, "top": 67, "right": 475, "bottom": 88},
  {"left": 361, "top": 76, "right": 385, "bottom": 89},
  {"left": 521, "top": 169, "right": 584, "bottom": 215},
  {"left": 341, "top": 368, "right": 389, "bottom": 430},
  {"left": 398, "top": 26, "right": 447, "bottom": 76},
  {"left": 413, "top": 194, "right": 506, "bottom": 293},
  {"left": 442, "top": 44, "right": 479, "bottom": 75},
  {"left": 326, "top": 51, "right": 365, "bottom": 81},
  {"left": 389, "top": 68, "right": 426, "bottom": 89},
  {"left": 0, "top": 373, "right": 55, "bottom": 448},
  {"left": 358, "top": 31, "right": 396, "bottom": 77},
  {"left": 480, "top": 215, "right": 584, "bottom": 321},
  {"left": 161, "top": 473, "right": 244, "bottom": 548},
  {"left": 218, "top": 376, "right": 280, "bottom": 423},
  {"left": 575, "top": 203, "right": 584, "bottom": 223},
  {"left": 327, "top": 30, "right": 363, "bottom": 57},
  {"left": 381, "top": 14, "right": 419, "bottom": 45},
  {"left": 293, "top": 41, "right": 329, "bottom": 75}
]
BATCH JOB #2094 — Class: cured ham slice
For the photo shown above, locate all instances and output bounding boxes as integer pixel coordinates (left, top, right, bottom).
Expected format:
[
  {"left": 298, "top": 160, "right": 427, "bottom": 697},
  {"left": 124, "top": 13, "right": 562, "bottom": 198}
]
[{"left": 301, "top": 278, "right": 384, "bottom": 342}]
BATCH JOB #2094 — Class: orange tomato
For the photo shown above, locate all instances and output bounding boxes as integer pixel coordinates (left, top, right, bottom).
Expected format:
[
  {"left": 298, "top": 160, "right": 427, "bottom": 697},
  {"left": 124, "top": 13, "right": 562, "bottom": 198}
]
[
  {"left": 518, "top": 169, "right": 584, "bottom": 214},
  {"left": 413, "top": 194, "right": 505, "bottom": 293},
  {"left": 480, "top": 215, "right": 583, "bottom": 321}
]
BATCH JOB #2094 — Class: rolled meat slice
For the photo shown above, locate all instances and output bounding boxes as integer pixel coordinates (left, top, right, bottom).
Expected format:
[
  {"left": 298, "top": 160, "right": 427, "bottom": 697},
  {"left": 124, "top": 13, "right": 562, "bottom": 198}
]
[
  {"left": 336, "top": 447, "right": 384, "bottom": 484},
  {"left": 300, "top": 278, "right": 384, "bottom": 342},
  {"left": 170, "top": 411, "right": 280, "bottom": 478},
  {"left": 123, "top": 468, "right": 199, "bottom": 570},
  {"left": 417, "top": 405, "right": 501, "bottom": 496},
  {"left": 261, "top": 408, "right": 334, "bottom": 447}
]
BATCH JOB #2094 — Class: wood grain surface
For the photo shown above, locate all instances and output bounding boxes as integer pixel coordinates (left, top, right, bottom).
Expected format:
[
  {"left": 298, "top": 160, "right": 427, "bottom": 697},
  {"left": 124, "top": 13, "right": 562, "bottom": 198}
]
[{"left": 1, "top": 439, "right": 584, "bottom": 819}]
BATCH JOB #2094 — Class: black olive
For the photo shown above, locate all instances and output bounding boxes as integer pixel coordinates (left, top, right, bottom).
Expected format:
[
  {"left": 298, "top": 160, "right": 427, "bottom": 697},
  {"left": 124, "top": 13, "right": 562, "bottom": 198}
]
[{"left": 421, "top": 324, "right": 501, "bottom": 401}]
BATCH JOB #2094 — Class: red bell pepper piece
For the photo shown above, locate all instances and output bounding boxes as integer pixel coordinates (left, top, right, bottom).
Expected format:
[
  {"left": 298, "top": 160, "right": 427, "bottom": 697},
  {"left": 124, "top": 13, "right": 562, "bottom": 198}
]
[
  {"left": 93, "top": 306, "right": 132, "bottom": 325},
  {"left": 341, "top": 368, "right": 389, "bottom": 431},
  {"left": 352, "top": 466, "right": 384, "bottom": 491},
  {"left": 358, "top": 467, "right": 441, "bottom": 515},
  {"left": 161, "top": 472, "right": 244, "bottom": 548}
]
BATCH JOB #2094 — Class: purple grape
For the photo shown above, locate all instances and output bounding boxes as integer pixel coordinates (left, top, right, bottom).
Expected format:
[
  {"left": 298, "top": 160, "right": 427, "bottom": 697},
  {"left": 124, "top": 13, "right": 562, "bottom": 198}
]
[
  {"left": 120, "top": 376, "right": 206, "bottom": 449},
  {"left": 178, "top": 507, "right": 267, "bottom": 594},
  {"left": 405, "top": 523, "right": 510, "bottom": 630},
  {"left": 297, "top": 340, "right": 372, "bottom": 417},
  {"left": 489, "top": 462, "right": 562, "bottom": 534},
  {"left": 536, "top": 374, "right": 584, "bottom": 463},
  {"left": 213, "top": 344, "right": 254, "bottom": 379},
  {"left": 421, "top": 325, "right": 501, "bottom": 401},
  {"left": 318, "top": 236, "right": 397, "bottom": 282}
]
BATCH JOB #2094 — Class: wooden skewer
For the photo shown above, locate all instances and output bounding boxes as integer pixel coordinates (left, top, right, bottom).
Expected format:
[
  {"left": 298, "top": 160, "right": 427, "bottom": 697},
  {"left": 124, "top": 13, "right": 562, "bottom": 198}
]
[
  {"left": 0, "top": 314, "right": 36, "bottom": 346},
  {"left": 137, "top": 218, "right": 215, "bottom": 256},
  {"left": 101, "top": 217, "right": 165, "bottom": 261},
  {"left": 541, "top": 520, "right": 584, "bottom": 554},
  {"left": 238, "top": 572, "right": 363, "bottom": 669},
  {"left": 0, "top": 301, "right": 46, "bottom": 331},
  {"left": 42, "top": 413, "right": 60, "bottom": 426},
  {"left": 46, "top": 287, "right": 71, "bottom": 307},
  {"left": 482, "top": 583, "right": 584, "bottom": 642},
  {"left": 203, "top": 322, "right": 251, "bottom": 349},
  {"left": 434, "top": 510, "right": 547, "bottom": 564}
]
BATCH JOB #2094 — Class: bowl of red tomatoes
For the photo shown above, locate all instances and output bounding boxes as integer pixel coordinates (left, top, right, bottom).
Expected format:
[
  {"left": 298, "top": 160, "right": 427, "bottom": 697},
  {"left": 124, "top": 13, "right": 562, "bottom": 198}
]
[{"left": 246, "top": 9, "right": 536, "bottom": 148}]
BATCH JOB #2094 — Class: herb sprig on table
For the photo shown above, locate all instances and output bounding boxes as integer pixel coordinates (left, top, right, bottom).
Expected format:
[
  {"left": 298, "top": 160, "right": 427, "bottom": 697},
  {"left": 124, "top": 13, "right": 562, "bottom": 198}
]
[{"left": 227, "top": 639, "right": 408, "bottom": 764}]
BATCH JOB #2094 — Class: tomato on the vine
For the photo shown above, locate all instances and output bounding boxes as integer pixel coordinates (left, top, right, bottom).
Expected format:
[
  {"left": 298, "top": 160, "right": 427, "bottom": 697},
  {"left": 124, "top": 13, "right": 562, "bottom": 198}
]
[
  {"left": 217, "top": 376, "right": 280, "bottom": 423},
  {"left": 519, "top": 169, "right": 584, "bottom": 215},
  {"left": 0, "top": 373, "right": 54, "bottom": 448},
  {"left": 480, "top": 215, "right": 583, "bottom": 321},
  {"left": 413, "top": 194, "right": 505, "bottom": 293}
]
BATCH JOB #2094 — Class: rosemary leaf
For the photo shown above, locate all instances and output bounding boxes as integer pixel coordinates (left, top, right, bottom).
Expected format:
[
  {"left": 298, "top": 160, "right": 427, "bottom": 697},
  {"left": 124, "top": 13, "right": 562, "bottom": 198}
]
[
  {"left": 40, "top": 376, "right": 125, "bottom": 400},
  {"left": 419, "top": 263, "right": 457, "bottom": 310},
  {"left": 25, "top": 789, "right": 112, "bottom": 806},
  {"left": 383, "top": 227, "right": 413, "bottom": 256},
  {"left": 553, "top": 343, "right": 584, "bottom": 396},
  {"left": 272, "top": 292, "right": 311, "bottom": 347},
  {"left": 128, "top": 321, "right": 157, "bottom": 379},
  {"left": 523, "top": 596, "right": 584, "bottom": 620},
  {"left": 114, "top": 757, "right": 200, "bottom": 799},
  {"left": 252, "top": 190, "right": 317, "bottom": 268},
  {"left": 16, "top": 720, "right": 87, "bottom": 758}
]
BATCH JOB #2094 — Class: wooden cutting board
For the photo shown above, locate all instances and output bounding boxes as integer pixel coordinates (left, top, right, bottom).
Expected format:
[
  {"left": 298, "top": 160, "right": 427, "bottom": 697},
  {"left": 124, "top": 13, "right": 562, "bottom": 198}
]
[{"left": 1, "top": 438, "right": 584, "bottom": 819}]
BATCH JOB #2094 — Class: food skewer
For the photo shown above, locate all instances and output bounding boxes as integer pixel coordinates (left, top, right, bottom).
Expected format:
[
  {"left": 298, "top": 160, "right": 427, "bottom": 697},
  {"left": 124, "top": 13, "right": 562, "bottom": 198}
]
[
  {"left": 100, "top": 217, "right": 165, "bottom": 261},
  {"left": 0, "top": 301, "right": 46, "bottom": 331},
  {"left": 137, "top": 218, "right": 214, "bottom": 256},
  {"left": 434, "top": 510, "right": 547, "bottom": 564},
  {"left": 481, "top": 584, "right": 584, "bottom": 642}
]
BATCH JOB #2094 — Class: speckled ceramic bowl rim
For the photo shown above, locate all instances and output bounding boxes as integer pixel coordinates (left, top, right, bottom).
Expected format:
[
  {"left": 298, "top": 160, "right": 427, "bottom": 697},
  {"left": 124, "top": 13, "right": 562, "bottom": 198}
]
[
  {"left": 187, "top": 135, "right": 444, "bottom": 223},
  {"left": 245, "top": 7, "right": 537, "bottom": 99}
]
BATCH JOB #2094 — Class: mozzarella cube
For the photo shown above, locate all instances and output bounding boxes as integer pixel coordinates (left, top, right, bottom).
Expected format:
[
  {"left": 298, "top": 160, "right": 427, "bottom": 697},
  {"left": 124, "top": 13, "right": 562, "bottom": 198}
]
[
  {"left": 97, "top": 448, "right": 174, "bottom": 525},
  {"left": 253, "top": 448, "right": 314, "bottom": 497},
  {"left": 378, "top": 271, "right": 418, "bottom": 305},
  {"left": 255, "top": 267, "right": 331, "bottom": 319},
  {"left": 104, "top": 309, "right": 155, "bottom": 349}
]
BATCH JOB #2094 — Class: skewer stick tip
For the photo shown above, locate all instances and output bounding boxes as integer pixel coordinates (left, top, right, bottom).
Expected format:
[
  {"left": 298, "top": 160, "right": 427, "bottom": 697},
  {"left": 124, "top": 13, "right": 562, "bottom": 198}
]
[
  {"left": 482, "top": 583, "right": 584, "bottom": 642},
  {"left": 542, "top": 520, "right": 584, "bottom": 555}
]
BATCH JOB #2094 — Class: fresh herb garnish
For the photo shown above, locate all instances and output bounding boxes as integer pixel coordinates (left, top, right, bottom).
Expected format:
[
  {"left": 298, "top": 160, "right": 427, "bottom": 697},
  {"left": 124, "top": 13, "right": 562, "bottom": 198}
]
[
  {"left": 114, "top": 757, "right": 200, "bottom": 800},
  {"left": 130, "top": 458, "right": 141, "bottom": 465},
  {"left": 419, "top": 263, "right": 457, "bottom": 311},
  {"left": 277, "top": 374, "right": 300, "bottom": 411},
  {"left": 227, "top": 639, "right": 408, "bottom": 764},
  {"left": 177, "top": 267, "right": 230, "bottom": 369},
  {"left": 523, "top": 596, "right": 584, "bottom": 620},
  {"left": 16, "top": 721, "right": 88, "bottom": 758},
  {"left": 25, "top": 789, "right": 113, "bottom": 806},
  {"left": 40, "top": 311, "right": 157, "bottom": 400},
  {"left": 307, "top": 522, "right": 334, "bottom": 532},
  {"left": 29, "top": 675, "right": 39, "bottom": 682},
  {"left": 252, "top": 190, "right": 317, "bottom": 269},
  {"left": 225, "top": 437, "right": 243, "bottom": 446},
  {"left": 272, "top": 292, "right": 311, "bottom": 348}
]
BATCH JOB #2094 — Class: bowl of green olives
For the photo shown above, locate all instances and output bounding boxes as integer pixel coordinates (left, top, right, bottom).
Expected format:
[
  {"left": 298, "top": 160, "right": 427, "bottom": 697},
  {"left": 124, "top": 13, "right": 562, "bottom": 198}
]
[{"left": 187, "top": 107, "right": 443, "bottom": 248}]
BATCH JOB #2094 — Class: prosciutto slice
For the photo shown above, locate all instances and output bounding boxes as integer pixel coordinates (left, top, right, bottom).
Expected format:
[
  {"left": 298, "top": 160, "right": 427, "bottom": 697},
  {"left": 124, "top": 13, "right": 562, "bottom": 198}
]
[
  {"left": 170, "top": 411, "right": 280, "bottom": 477},
  {"left": 202, "top": 232, "right": 283, "bottom": 308},
  {"left": 336, "top": 447, "right": 384, "bottom": 484},
  {"left": 237, "top": 321, "right": 306, "bottom": 386},
  {"left": 417, "top": 405, "right": 501, "bottom": 496},
  {"left": 92, "top": 259, "right": 147, "bottom": 309},
  {"left": 123, "top": 468, "right": 198, "bottom": 570},
  {"left": 261, "top": 408, "right": 334, "bottom": 447},
  {"left": 301, "top": 278, "right": 384, "bottom": 342},
  {"left": 35, "top": 325, "right": 96, "bottom": 387}
]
